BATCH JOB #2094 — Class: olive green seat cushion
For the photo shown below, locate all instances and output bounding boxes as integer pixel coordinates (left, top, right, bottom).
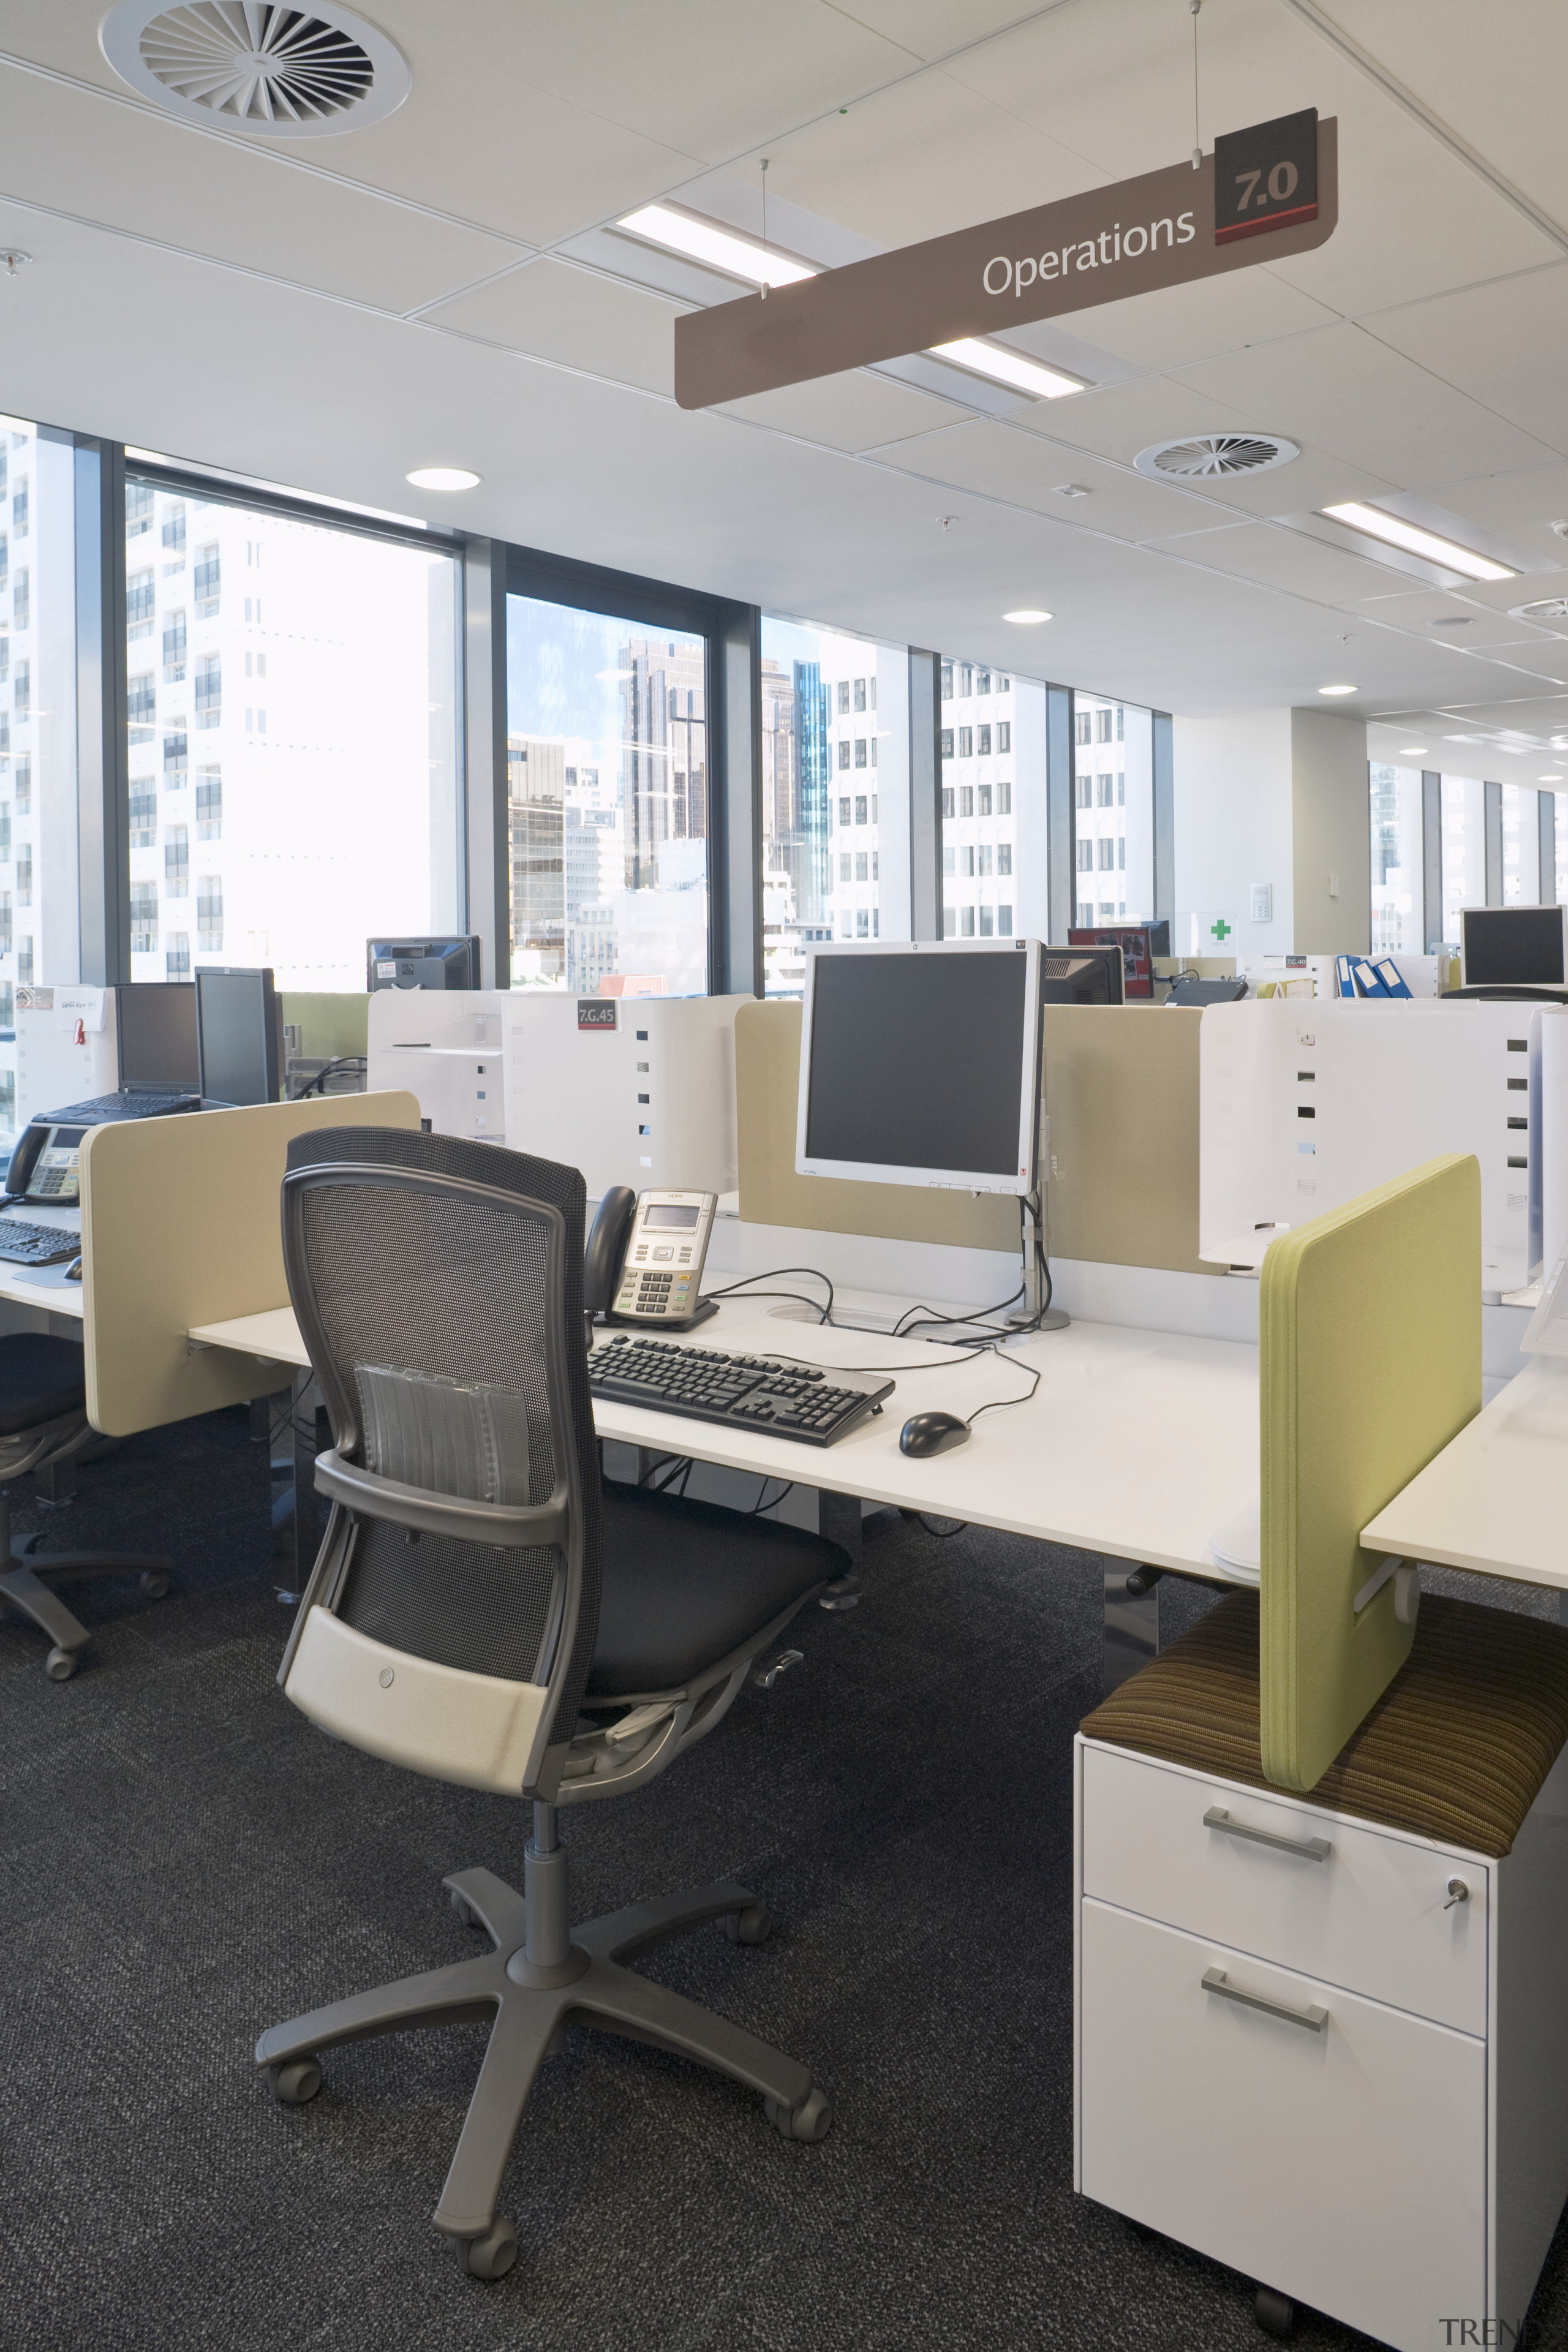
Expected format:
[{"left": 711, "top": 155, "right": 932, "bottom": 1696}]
[{"left": 1082, "top": 1588, "right": 1568, "bottom": 1858}]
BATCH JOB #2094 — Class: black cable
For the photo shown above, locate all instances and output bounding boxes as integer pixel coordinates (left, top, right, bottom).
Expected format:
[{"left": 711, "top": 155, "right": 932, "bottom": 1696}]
[
  {"left": 295, "top": 1055, "right": 367, "bottom": 1099},
  {"left": 750, "top": 1477, "right": 794, "bottom": 1516},
  {"left": 915, "top": 1514, "right": 968, "bottom": 1539},
  {"left": 703, "top": 1266, "right": 835, "bottom": 1324}
]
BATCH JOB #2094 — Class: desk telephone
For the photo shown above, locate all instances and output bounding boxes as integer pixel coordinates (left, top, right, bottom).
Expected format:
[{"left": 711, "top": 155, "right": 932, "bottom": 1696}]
[{"left": 584, "top": 1186, "right": 719, "bottom": 1332}]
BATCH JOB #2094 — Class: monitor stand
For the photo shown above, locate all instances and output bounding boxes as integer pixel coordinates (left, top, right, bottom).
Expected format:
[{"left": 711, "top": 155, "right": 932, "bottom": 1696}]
[{"left": 1009, "top": 1194, "right": 1069, "bottom": 1333}]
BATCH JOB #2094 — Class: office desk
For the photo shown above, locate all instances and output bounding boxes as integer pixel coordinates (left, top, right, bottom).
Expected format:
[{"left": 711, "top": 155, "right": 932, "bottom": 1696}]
[
  {"left": 1362, "top": 1355, "right": 1568, "bottom": 1600},
  {"left": 188, "top": 1292, "right": 1261, "bottom": 1673}
]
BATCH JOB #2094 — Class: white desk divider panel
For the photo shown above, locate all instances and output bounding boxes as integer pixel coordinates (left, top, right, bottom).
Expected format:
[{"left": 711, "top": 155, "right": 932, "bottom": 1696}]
[
  {"left": 1198, "top": 998, "right": 1566, "bottom": 1297},
  {"left": 16, "top": 984, "right": 119, "bottom": 1123}
]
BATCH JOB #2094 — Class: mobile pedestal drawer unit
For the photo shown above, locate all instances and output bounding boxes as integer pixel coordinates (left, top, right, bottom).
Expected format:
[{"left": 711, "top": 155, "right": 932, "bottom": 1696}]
[{"left": 1074, "top": 1591, "right": 1568, "bottom": 2352}]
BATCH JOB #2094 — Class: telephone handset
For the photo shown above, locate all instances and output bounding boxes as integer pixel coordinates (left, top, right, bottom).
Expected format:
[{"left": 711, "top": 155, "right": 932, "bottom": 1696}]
[
  {"left": 6, "top": 1120, "right": 88, "bottom": 1205},
  {"left": 583, "top": 1187, "right": 719, "bottom": 1332}
]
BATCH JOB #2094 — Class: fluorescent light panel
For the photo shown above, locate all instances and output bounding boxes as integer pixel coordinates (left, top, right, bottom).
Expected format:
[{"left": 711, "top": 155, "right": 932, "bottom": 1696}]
[
  {"left": 617, "top": 207, "right": 1083, "bottom": 398},
  {"left": 1321, "top": 501, "right": 1515, "bottom": 583}
]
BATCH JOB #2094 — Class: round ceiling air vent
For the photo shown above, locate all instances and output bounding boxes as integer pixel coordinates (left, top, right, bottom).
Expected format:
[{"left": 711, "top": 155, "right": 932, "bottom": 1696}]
[
  {"left": 1133, "top": 433, "right": 1300, "bottom": 481},
  {"left": 1510, "top": 597, "right": 1568, "bottom": 623},
  {"left": 100, "top": 2, "right": 410, "bottom": 136}
]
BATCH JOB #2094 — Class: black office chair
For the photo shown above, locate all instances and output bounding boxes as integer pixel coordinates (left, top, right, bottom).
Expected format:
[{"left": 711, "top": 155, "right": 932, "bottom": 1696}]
[
  {"left": 0, "top": 1332, "right": 171, "bottom": 1678},
  {"left": 255, "top": 1128, "right": 850, "bottom": 2280}
]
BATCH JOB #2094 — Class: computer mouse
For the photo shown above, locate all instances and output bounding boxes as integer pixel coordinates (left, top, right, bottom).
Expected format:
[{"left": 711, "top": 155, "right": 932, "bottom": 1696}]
[
  {"left": 65, "top": 1257, "right": 83, "bottom": 1281},
  {"left": 899, "top": 1409, "right": 970, "bottom": 1458}
]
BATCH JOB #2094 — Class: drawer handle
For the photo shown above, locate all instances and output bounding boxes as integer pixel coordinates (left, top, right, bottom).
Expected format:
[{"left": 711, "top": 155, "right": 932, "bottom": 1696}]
[
  {"left": 1202, "top": 1966, "right": 1328, "bottom": 2034},
  {"left": 1204, "top": 1805, "right": 1330, "bottom": 1863}
]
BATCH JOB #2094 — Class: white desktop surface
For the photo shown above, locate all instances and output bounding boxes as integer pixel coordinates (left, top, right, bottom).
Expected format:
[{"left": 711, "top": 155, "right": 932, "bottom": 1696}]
[
  {"left": 184, "top": 1291, "right": 1262, "bottom": 1580},
  {"left": 1362, "top": 1355, "right": 1568, "bottom": 1591},
  {"left": 0, "top": 1202, "right": 85, "bottom": 1320}
]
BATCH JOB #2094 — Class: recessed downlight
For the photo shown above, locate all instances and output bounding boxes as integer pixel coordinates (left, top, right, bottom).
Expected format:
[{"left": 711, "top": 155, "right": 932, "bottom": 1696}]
[
  {"left": 1003, "top": 609, "right": 1051, "bottom": 624},
  {"left": 406, "top": 466, "right": 480, "bottom": 491},
  {"left": 1318, "top": 684, "right": 1357, "bottom": 696},
  {"left": 1539, "top": 774, "right": 1563, "bottom": 783},
  {"left": 1398, "top": 746, "right": 1430, "bottom": 756}
]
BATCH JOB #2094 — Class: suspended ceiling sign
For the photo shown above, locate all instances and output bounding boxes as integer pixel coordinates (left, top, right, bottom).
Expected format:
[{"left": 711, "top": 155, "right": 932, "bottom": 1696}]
[{"left": 674, "top": 110, "right": 1335, "bottom": 412}]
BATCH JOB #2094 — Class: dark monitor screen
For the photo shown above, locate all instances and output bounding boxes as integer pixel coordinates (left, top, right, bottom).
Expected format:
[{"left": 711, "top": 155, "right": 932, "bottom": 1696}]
[
  {"left": 196, "top": 968, "right": 279, "bottom": 1106},
  {"left": 802, "top": 948, "right": 1031, "bottom": 1182},
  {"left": 1461, "top": 906, "right": 1567, "bottom": 987},
  {"left": 116, "top": 982, "right": 198, "bottom": 1089},
  {"left": 1043, "top": 948, "right": 1123, "bottom": 1005}
]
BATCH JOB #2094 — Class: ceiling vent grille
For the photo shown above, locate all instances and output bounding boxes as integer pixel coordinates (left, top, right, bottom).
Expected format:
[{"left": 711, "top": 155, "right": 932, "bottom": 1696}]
[
  {"left": 1510, "top": 597, "right": 1568, "bottom": 623},
  {"left": 100, "top": 2, "right": 411, "bottom": 136},
  {"left": 1134, "top": 433, "right": 1300, "bottom": 481}
]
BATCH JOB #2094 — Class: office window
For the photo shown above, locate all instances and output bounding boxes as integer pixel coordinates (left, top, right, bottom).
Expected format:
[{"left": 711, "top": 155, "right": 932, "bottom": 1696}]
[
  {"left": 939, "top": 728, "right": 954, "bottom": 758},
  {"left": 13, "top": 755, "right": 29, "bottom": 815},
  {"left": 978, "top": 845, "right": 993, "bottom": 877},
  {"left": 997, "top": 780, "right": 1012, "bottom": 815},
  {"left": 130, "top": 881, "right": 156, "bottom": 954},
  {"left": 16, "top": 936, "right": 32, "bottom": 984},
  {"left": 939, "top": 655, "right": 1047, "bottom": 940},
  {"left": 0, "top": 806, "right": 9, "bottom": 859},
  {"left": 1077, "top": 840, "right": 1093, "bottom": 872},
  {"left": 998, "top": 721, "right": 1011, "bottom": 754},
  {"left": 978, "top": 725, "right": 991, "bottom": 756},
  {"left": 12, "top": 570, "right": 27, "bottom": 634},
  {"left": 836, "top": 679, "right": 850, "bottom": 715},
  {"left": 1073, "top": 692, "right": 1153, "bottom": 930},
  {"left": 129, "top": 470, "right": 461, "bottom": 987},
  {"left": 1077, "top": 899, "right": 1093, "bottom": 926},
  {"left": 959, "top": 664, "right": 973, "bottom": 697},
  {"left": 998, "top": 844, "right": 1012, "bottom": 875},
  {"left": 195, "top": 764, "right": 222, "bottom": 839},
  {"left": 998, "top": 903, "right": 1012, "bottom": 933},
  {"left": 197, "top": 876, "right": 223, "bottom": 952},
  {"left": 958, "top": 786, "right": 973, "bottom": 818},
  {"left": 127, "top": 565, "right": 155, "bottom": 637},
  {"left": 15, "top": 846, "right": 30, "bottom": 907},
  {"left": 941, "top": 845, "right": 955, "bottom": 878},
  {"left": 130, "top": 780, "right": 156, "bottom": 845},
  {"left": 1440, "top": 775, "right": 1484, "bottom": 946},
  {"left": 0, "top": 535, "right": 7, "bottom": 596},
  {"left": 1501, "top": 784, "right": 1541, "bottom": 905},
  {"left": 12, "top": 660, "right": 28, "bottom": 723},
  {"left": 508, "top": 592, "right": 705, "bottom": 996},
  {"left": 940, "top": 661, "right": 953, "bottom": 701},
  {"left": 958, "top": 727, "right": 973, "bottom": 758},
  {"left": 978, "top": 783, "right": 992, "bottom": 816},
  {"left": 978, "top": 906, "right": 993, "bottom": 935},
  {"left": 959, "top": 906, "right": 975, "bottom": 936},
  {"left": 12, "top": 478, "right": 27, "bottom": 539},
  {"left": 0, "top": 893, "right": 11, "bottom": 954},
  {"left": 1075, "top": 709, "right": 1090, "bottom": 746},
  {"left": 941, "top": 787, "right": 955, "bottom": 819},
  {"left": 960, "top": 845, "right": 975, "bottom": 878},
  {"left": 760, "top": 617, "right": 910, "bottom": 994},
  {"left": 839, "top": 853, "right": 851, "bottom": 883},
  {"left": 1370, "top": 764, "right": 1423, "bottom": 953},
  {"left": 976, "top": 670, "right": 990, "bottom": 696}
]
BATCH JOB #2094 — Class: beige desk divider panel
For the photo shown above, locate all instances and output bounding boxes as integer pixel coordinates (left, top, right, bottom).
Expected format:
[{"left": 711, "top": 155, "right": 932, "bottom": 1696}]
[
  {"left": 279, "top": 991, "right": 370, "bottom": 1062},
  {"left": 1040, "top": 1006, "right": 1217, "bottom": 1277},
  {"left": 80, "top": 1091, "right": 421, "bottom": 1436},
  {"left": 736, "top": 1001, "right": 1016, "bottom": 1250},
  {"left": 736, "top": 998, "right": 1212, "bottom": 1275}
]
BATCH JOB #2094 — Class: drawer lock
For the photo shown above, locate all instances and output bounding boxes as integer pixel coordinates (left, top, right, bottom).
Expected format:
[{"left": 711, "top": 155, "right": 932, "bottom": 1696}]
[{"left": 1444, "top": 1877, "right": 1470, "bottom": 1910}]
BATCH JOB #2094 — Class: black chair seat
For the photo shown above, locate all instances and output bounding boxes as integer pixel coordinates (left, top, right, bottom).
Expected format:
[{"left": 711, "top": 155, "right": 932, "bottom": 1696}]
[
  {"left": 0, "top": 1332, "right": 87, "bottom": 1436},
  {"left": 587, "top": 1481, "right": 846, "bottom": 1697}
]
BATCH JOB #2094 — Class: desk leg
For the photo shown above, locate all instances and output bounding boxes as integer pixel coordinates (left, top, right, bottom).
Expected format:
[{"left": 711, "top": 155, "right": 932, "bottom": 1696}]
[
  {"left": 1102, "top": 1561, "right": 1161, "bottom": 1692},
  {"left": 284, "top": 1372, "right": 325, "bottom": 1607},
  {"left": 816, "top": 1491, "right": 862, "bottom": 1566}
]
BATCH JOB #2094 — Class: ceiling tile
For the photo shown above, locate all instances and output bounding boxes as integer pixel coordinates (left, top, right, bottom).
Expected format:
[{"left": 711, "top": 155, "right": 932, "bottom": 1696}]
[
  {"left": 714, "top": 371, "right": 973, "bottom": 454},
  {"left": 1347, "top": 589, "right": 1561, "bottom": 651},
  {"left": 0, "top": 61, "right": 526, "bottom": 312},
  {"left": 421, "top": 260, "right": 686, "bottom": 398},
  {"left": 1048, "top": 266, "right": 1340, "bottom": 374},
  {"left": 1172, "top": 323, "right": 1558, "bottom": 487},
  {"left": 864, "top": 423, "right": 1231, "bottom": 541},
  {"left": 1140, "top": 520, "right": 1407, "bottom": 608},
  {"left": 1362, "top": 268, "right": 1568, "bottom": 462},
  {"left": 1009, "top": 375, "right": 1259, "bottom": 466}
]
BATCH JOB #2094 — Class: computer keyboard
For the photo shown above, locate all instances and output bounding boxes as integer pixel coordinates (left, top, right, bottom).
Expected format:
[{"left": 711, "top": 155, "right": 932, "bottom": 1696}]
[
  {"left": 43, "top": 1091, "right": 200, "bottom": 1123},
  {"left": 0, "top": 1219, "right": 82, "bottom": 1266},
  {"left": 587, "top": 1335, "right": 894, "bottom": 1447}
]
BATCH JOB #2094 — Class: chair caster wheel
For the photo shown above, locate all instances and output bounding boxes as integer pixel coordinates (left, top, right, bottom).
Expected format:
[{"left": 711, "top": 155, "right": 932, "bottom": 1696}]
[
  {"left": 138, "top": 1569, "right": 170, "bottom": 1599},
  {"left": 268, "top": 2056, "right": 322, "bottom": 2106},
  {"left": 45, "top": 1645, "right": 79, "bottom": 1681},
  {"left": 764, "top": 2087, "right": 832, "bottom": 2143},
  {"left": 726, "top": 1903, "right": 772, "bottom": 1945},
  {"left": 453, "top": 2217, "right": 518, "bottom": 2280},
  {"left": 1254, "top": 2285, "right": 1296, "bottom": 2339},
  {"left": 450, "top": 1889, "right": 480, "bottom": 1928}
]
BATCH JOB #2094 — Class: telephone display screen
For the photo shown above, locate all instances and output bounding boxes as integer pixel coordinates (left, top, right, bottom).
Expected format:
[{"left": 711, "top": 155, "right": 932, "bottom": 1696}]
[{"left": 643, "top": 1204, "right": 702, "bottom": 1229}]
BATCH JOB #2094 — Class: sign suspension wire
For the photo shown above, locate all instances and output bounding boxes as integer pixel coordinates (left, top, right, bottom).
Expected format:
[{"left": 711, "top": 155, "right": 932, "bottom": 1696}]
[{"left": 1190, "top": 0, "right": 1203, "bottom": 170}]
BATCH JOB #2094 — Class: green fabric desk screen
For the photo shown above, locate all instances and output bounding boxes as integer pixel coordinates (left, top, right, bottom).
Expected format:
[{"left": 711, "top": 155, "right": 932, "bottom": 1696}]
[{"left": 1259, "top": 1153, "right": 1481, "bottom": 1791}]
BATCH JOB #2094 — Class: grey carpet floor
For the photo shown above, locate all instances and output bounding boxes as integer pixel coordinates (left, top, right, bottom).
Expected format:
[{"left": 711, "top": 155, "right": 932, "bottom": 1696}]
[{"left": 2, "top": 1410, "right": 1566, "bottom": 2352}]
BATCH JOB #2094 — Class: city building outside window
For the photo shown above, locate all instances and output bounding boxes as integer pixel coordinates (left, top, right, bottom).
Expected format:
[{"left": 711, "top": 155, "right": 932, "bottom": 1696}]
[
  {"left": 127, "top": 471, "right": 461, "bottom": 989},
  {"left": 1501, "top": 784, "right": 1540, "bottom": 905},
  {"left": 938, "top": 660, "right": 1047, "bottom": 942},
  {"left": 508, "top": 593, "right": 707, "bottom": 997},
  {"left": 1369, "top": 764, "right": 1422, "bottom": 952},
  {"left": 760, "top": 618, "right": 910, "bottom": 992},
  {"left": 1073, "top": 693, "right": 1153, "bottom": 928},
  {"left": 1440, "top": 776, "right": 1484, "bottom": 946}
]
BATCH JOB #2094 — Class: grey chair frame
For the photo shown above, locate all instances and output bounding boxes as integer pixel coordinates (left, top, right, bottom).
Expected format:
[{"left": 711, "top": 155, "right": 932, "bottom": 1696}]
[
  {"left": 257, "top": 1152, "right": 838, "bottom": 2282},
  {"left": 0, "top": 1405, "right": 172, "bottom": 1679}
]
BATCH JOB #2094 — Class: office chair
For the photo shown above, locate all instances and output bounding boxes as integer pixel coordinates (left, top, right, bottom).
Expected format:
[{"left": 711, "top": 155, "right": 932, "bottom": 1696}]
[
  {"left": 0, "top": 1332, "right": 172, "bottom": 1678},
  {"left": 255, "top": 1127, "right": 851, "bottom": 2280}
]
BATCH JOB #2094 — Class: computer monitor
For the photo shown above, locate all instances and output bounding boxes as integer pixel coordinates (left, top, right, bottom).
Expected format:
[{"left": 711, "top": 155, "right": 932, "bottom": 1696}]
[
  {"left": 115, "top": 982, "right": 198, "bottom": 1091},
  {"left": 195, "top": 967, "right": 281, "bottom": 1107},
  {"left": 795, "top": 940, "right": 1042, "bottom": 1196},
  {"left": 1460, "top": 905, "right": 1568, "bottom": 989},
  {"left": 368, "top": 937, "right": 481, "bottom": 992},
  {"left": 1067, "top": 922, "right": 1168, "bottom": 999},
  {"left": 1043, "top": 946, "right": 1123, "bottom": 1005}
]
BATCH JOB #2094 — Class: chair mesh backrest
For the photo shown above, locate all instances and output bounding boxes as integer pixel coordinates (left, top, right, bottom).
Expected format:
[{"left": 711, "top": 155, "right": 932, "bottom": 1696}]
[{"left": 284, "top": 1126, "right": 601, "bottom": 1748}]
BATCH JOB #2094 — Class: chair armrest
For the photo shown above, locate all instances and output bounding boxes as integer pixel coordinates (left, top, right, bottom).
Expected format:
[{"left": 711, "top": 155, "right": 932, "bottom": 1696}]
[{"left": 312, "top": 1447, "right": 568, "bottom": 1551}]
